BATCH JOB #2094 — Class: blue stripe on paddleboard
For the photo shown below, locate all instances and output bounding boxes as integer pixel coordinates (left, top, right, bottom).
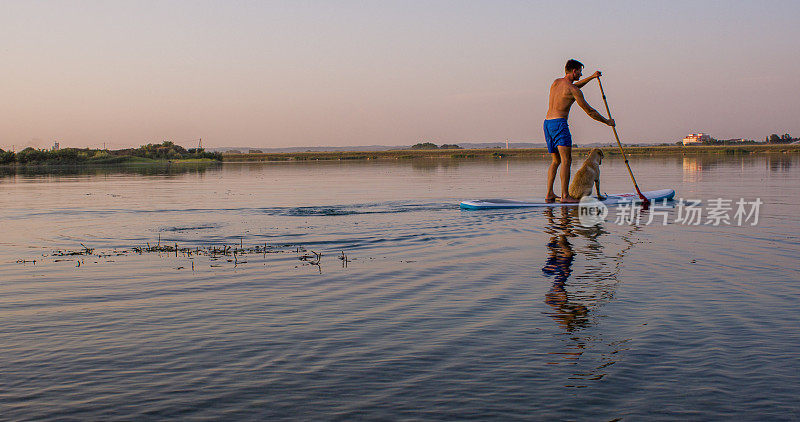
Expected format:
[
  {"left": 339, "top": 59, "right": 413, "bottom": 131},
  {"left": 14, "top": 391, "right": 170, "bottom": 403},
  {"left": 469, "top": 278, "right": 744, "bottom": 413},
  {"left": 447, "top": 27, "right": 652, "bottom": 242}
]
[{"left": 460, "top": 189, "right": 675, "bottom": 210}]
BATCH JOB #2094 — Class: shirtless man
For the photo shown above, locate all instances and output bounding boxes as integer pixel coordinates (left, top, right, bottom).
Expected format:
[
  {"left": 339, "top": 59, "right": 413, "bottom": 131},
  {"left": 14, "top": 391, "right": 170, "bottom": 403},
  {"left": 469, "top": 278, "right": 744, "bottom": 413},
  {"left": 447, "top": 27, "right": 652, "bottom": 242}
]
[{"left": 544, "top": 59, "right": 615, "bottom": 203}]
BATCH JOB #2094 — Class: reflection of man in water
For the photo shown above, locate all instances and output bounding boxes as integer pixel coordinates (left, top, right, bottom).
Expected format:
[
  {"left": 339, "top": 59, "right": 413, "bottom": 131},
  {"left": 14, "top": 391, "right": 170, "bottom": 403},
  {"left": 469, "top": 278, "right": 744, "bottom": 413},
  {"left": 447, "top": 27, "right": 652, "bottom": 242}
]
[
  {"left": 542, "top": 234, "right": 573, "bottom": 282},
  {"left": 542, "top": 208, "right": 589, "bottom": 332}
]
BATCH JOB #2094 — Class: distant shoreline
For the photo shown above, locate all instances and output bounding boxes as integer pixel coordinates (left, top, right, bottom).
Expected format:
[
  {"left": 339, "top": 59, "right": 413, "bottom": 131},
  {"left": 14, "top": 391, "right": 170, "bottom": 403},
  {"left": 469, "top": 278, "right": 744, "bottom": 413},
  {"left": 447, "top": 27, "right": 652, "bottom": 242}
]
[
  {"left": 221, "top": 144, "right": 800, "bottom": 162},
  {"left": 1, "top": 144, "right": 796, "bottom": 170}
]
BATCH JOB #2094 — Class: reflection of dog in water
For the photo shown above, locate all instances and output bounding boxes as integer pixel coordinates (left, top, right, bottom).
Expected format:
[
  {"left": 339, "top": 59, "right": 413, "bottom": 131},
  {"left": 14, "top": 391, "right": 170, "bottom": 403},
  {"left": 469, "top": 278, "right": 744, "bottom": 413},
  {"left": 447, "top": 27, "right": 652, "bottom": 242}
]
[
  {"left": 568, "top": 148, "right": 605, "bottom": 200},
  {"left": 542, "top": 233, "right": 589, "bottom": 331}
]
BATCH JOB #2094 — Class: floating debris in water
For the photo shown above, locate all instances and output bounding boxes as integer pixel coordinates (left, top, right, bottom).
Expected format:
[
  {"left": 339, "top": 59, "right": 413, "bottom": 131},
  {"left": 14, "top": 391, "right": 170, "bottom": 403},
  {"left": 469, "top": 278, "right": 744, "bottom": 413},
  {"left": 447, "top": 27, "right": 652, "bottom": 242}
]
[
  {"left": 338, "top": 251, "right": 351, "bottom": 268},
  {"left": 52, "top": 243, "right": 94, "bottom": 256},
  {"left": 21, "top": 237, "right": 355, "bottom": 274}
]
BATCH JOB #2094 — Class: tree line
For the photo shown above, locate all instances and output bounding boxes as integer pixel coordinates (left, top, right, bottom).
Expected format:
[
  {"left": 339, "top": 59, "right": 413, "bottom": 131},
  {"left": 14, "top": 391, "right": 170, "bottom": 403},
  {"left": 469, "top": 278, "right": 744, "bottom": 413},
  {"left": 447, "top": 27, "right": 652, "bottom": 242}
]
[
  {"left": 410, "top": 142, "right": 463, "bottom": 150},
  {"left": 0, "top": 141, "right": 222, "bottom": 165},
  {"left": 676, "top": 133, "right": 797, "bottom": 146},
  {"left": 765, "top": 134, "right": 797, "bottom": 144}
]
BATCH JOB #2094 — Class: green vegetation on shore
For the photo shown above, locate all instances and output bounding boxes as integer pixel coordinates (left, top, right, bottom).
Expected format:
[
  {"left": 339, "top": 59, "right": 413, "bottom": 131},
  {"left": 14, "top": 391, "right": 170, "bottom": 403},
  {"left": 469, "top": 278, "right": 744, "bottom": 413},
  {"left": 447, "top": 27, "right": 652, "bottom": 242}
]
[
  {"left": 765, "top": 133, "right": 798, "bottom": 144},
  {"left": 410, "top": 142, "right": 463, "bottom": 150},
  {"left": 0, "top": 141, "right": 222, "bottom": 166},
  {"left": 223, "top": 143, "right": 800, "bottom": 163}
]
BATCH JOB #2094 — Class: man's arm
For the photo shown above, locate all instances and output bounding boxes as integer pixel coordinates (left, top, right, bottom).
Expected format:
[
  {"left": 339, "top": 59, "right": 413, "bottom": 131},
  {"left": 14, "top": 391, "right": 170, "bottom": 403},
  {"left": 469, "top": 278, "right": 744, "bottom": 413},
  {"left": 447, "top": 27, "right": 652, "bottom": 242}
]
[
  {"left": 572, "top": 87, "right": 615, "bottom": 126},
  {"left": 574, "top": 71, "right": 601, "bottom": 88}
]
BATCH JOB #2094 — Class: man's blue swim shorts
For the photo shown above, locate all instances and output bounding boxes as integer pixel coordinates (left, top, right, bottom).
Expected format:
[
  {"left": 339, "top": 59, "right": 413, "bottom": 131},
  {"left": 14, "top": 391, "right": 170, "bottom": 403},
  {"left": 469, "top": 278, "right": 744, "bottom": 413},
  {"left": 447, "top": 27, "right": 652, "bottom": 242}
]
[{"left": 543, "top": 118, "right": 572, "bottom": 153}]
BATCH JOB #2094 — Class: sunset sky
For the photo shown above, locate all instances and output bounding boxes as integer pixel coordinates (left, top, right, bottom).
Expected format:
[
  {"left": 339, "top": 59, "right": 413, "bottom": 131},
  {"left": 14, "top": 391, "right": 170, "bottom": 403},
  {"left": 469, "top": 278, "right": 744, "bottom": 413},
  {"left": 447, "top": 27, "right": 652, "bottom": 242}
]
[{"left": 2, "top": 0, "right": 798, "bottom": 150}]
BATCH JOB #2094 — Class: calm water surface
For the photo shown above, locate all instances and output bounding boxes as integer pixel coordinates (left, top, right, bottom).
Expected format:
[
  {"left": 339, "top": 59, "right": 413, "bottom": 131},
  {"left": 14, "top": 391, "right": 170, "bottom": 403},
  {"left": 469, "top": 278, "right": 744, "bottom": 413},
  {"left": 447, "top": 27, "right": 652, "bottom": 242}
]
[{"left": 1, "top": 155, "right": 799, "bottom": 420}]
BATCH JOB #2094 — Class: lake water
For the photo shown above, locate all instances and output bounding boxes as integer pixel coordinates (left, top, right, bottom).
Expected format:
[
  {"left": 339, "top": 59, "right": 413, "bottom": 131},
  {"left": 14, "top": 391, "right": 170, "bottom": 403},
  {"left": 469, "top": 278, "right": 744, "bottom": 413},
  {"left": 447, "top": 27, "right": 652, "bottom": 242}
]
[{"left": 1, "top": 154, "right": 799, "bottom": 420}]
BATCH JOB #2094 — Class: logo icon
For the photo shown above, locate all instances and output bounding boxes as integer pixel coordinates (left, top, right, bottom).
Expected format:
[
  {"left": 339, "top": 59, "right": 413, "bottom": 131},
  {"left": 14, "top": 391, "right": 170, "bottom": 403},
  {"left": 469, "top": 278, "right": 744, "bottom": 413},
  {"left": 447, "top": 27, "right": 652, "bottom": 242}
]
[{"left": 578, "top": 196, "right": 608, "bottom": 226}]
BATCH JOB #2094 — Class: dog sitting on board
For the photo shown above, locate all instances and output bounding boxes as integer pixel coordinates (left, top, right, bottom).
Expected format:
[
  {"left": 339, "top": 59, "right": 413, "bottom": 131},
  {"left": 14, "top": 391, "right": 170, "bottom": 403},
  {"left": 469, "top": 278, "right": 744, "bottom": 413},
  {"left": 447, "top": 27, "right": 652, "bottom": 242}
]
[{"left": 568, "top": 148, "right": 606, "bottom": 200}]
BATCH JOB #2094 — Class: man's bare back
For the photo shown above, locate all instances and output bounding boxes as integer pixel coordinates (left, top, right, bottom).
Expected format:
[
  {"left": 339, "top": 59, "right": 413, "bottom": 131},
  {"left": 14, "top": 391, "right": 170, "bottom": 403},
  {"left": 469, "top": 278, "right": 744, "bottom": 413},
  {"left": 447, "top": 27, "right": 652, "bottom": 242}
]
[
  {"left": 545, "top": 78, "right": 578, "bottom": 120},
  {"left": 546, "top": 71, "right": 609, "bottom": 122},
  {"left": 543, "top": 60, "right": 614, "bottom": 203}
]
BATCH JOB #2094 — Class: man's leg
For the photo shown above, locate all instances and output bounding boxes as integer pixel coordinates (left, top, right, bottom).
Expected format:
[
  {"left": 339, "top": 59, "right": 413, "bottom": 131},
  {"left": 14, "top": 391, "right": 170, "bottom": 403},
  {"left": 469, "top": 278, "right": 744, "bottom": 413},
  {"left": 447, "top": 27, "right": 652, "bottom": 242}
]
[
  {"left": 558, "top": 145, "right": 578, "bottom": 203},
  {"left": 545, "top": 152, "right": 560, "bottom": 202}
]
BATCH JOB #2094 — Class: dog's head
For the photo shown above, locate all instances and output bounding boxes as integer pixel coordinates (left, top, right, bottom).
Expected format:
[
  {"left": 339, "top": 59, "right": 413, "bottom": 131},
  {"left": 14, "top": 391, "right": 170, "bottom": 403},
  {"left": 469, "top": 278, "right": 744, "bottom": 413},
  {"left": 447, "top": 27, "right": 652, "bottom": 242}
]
[{"left": 589, "top": 148, "right": 604, "bottom": 166}]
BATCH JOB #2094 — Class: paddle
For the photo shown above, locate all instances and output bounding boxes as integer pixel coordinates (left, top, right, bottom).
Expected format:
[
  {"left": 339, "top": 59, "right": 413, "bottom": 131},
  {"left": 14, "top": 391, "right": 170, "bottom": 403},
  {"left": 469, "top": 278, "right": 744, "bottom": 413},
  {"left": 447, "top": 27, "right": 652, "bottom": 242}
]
[{"left": 597, "top": 76, "right": 650, "bottom": 206}]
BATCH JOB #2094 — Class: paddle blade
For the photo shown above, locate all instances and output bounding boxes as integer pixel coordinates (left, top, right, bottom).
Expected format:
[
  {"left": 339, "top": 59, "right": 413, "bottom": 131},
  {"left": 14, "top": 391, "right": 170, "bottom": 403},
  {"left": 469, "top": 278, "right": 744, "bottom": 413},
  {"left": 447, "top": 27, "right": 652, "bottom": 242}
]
[{"left": 639, "top": 194, "right": 651, "bottom": 209}]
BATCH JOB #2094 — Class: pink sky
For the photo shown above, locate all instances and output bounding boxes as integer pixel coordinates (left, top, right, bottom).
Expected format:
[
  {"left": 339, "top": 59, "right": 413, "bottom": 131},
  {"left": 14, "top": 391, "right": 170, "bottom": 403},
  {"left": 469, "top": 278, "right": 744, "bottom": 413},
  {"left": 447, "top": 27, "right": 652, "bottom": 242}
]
[{"left": 1, "top": 1, "right": 798, "bottom": 150}]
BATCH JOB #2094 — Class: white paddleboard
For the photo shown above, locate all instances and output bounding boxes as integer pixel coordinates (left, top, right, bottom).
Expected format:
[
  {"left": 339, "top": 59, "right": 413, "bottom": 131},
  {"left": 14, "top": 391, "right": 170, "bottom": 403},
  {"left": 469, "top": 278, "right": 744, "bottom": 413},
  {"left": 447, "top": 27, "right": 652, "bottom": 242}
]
[{"left": 460, "top": 189, "right": 675, "bottom": 210}]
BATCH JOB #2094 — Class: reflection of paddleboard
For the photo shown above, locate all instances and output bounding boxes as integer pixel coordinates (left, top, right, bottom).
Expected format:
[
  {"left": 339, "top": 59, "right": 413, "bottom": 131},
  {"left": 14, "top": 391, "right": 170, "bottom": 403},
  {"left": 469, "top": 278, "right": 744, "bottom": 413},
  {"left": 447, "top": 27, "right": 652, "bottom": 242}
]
[{"left": 460, "top": 189, "right": 675, "bottom": 210}]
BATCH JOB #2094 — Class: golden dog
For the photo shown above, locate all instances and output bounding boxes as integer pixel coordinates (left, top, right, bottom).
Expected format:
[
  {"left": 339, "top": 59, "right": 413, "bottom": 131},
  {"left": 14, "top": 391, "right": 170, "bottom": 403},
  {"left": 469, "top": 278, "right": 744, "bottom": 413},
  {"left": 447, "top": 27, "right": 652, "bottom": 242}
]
[{"left": 568, "top": 148, "right": 605, "bottom": 200}]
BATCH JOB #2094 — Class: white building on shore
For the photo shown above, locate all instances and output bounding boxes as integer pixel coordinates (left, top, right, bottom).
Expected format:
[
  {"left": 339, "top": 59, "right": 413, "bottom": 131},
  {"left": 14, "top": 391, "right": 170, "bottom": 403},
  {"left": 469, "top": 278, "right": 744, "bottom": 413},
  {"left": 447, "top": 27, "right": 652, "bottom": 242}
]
[{"left": 682, "top": 133, "right": 712, "bottom": 146}]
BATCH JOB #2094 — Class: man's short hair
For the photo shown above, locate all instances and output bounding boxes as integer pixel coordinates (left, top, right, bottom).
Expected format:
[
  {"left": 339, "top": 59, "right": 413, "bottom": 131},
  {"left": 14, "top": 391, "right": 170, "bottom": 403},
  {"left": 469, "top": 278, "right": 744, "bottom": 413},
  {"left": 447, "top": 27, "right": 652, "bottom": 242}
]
[{"left": 565, "top": 59, "right": 583, "bottom": 72}]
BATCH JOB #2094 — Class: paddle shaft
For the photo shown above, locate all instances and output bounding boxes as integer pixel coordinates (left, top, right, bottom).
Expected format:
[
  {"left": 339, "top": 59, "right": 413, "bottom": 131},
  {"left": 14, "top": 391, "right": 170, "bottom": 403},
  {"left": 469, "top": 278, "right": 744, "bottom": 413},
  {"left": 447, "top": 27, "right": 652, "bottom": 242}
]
[{"left": 597, "top": 77, "right": 649, "bottom": 203}]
